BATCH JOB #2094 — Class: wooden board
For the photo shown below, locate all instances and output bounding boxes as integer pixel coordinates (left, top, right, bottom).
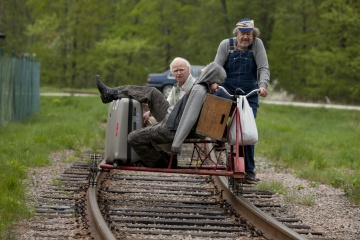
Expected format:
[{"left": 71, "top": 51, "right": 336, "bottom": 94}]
[{"left": 195, "top": 94, "right": 234, "bottom": 140}]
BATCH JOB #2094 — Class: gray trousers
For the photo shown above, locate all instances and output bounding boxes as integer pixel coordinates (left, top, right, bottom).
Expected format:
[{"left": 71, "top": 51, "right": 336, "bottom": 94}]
[{"left": 115, "top": 86, "right": 175, "bottom": 167}]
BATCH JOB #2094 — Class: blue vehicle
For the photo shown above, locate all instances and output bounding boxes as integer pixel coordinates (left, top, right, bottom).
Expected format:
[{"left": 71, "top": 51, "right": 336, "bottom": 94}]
[{"left": 146, "top": 65, "right": 205, "bottom": 98}]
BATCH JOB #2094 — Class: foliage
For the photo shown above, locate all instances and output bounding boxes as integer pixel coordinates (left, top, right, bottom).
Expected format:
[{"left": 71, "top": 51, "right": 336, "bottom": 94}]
[
  {"left": 256, "top": 103, "right": 360, "bottom": 204},
  {"left": 256, "top": 180, "right": 286, "bottom": 194},
  {"left": 0, "top": 160, "right": 30, "bottom": 239},
  {"left": 268, "top": 0, "right": 360, "bottom": 104},
  {"left": 283, "top": 190, "right": 315, "bottom": 206},
  {"left": 0, "top": 96, "right": 107, "bottom": 237},
  {"left": 256, "top": 180, "right": 315, "bottom": 206},
  {"left": 1, "top": 0, "right": 358, "bottom": 103}
]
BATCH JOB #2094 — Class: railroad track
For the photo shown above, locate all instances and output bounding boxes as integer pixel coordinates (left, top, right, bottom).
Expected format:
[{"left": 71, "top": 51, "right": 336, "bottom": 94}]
[
  {"left": 97, "top": 170, "right": 265, "bottom": 239},
  {"left": 26, "top": 162, "right": 91, "bottom": 239},
  {"left": 86, "top": 147, "right": 324, "bottom": 240},
  {"left": 23, "top": 150, "right": 324, "bottom": 239}
]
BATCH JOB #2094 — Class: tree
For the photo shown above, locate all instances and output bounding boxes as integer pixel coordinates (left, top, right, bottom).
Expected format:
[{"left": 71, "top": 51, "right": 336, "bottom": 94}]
[
  {"left": 0, "top": 0, "right": 33, "bottom": 55},
  {"left": 268, "top": 0, "right": 360, "bottom": 104},
  {"left": 2, "top": 0, "right": 359, "bottom": 104}
]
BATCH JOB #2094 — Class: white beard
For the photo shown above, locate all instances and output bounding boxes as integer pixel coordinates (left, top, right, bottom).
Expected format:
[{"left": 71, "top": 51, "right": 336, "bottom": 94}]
[{"left": 239, "top": 40, "right": 253, "bottom": 49}]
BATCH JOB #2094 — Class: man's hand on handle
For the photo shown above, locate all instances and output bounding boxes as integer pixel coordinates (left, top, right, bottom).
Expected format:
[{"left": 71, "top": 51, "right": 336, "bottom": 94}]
[{"left": 258, "top": 86, "right": 268, "bottom": 97}]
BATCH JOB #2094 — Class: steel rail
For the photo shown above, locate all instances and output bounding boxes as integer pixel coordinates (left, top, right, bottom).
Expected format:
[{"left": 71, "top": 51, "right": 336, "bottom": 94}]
[
  {"left": 212, "top": 176, "right": 308, "bottom": 240},
  {"left": 86, "top": 170, "right": 117, "bottom": 240},
  {"left": 88, "top": 144, "right": 308, "bottom": 240},
  {"left": 205, "top": 124, "right": 307, "bottom": 240}
]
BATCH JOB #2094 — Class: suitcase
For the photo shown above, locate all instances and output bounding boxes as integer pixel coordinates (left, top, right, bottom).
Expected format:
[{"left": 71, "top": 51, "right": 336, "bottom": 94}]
[{"left": 104, "top": 98, "right": 143, "bottom": 165}]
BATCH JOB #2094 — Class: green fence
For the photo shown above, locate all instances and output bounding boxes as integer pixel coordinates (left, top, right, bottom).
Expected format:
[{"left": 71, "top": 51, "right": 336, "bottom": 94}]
[{"left": 0, "top": 51, "right": 41, "bottom": 126}]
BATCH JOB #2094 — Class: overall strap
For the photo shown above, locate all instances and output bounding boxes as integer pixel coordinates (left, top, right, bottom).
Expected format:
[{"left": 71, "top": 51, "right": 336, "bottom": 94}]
[{"left": 229, "top": 38, "right": 236, "bottom": 52}]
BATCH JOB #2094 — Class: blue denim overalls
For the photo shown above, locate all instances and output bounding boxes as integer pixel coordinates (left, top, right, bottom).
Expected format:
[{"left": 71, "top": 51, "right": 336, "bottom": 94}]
[{"left": 214, "top": 38, "right": 259, "bottom": 174}]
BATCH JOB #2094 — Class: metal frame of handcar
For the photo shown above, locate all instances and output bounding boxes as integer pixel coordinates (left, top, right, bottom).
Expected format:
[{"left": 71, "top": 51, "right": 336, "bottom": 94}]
[{"left": 100, "top": 88, "right": 259, "bottom": 179}]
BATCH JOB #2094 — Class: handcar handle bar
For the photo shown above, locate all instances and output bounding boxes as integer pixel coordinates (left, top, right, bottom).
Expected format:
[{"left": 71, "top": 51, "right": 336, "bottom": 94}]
[{"left": 218, "top": 86, "right": 260, "bottom": 98}]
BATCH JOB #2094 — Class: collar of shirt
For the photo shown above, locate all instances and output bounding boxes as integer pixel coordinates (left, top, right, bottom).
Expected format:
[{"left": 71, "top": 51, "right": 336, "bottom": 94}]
[{"left": 176, "top": 74, "right": 194, "bottom": 92}]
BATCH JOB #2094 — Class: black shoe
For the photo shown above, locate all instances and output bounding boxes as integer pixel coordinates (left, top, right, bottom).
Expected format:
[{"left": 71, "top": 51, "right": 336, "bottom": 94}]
[
  {"left": 170, "top": 154, "right": 178, "bottom": 169},
  {"left": 245, "top": 172, "right": 258, "bottom": 184},
  {"left": 96, "top": 75, "right": 118, "bottom": 103},
  {"left": 159, "top": 152, "right": 177, "bottom": 169}
]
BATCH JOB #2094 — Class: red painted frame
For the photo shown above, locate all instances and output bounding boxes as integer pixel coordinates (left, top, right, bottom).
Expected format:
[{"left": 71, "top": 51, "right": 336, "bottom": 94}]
[{"left": 100, "top": 107, "right": 245, "bottom": 178}]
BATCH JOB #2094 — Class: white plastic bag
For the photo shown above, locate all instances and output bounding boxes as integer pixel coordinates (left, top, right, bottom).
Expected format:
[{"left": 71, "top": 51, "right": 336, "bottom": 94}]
[{"left": 227, "top": 95, "right": 258, "bottom": 145}]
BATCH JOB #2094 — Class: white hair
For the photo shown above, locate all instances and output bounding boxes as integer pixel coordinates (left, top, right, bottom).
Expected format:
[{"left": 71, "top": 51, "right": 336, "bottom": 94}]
[{"left": 170, "top": 57, "right": 191, "bottom": 72}]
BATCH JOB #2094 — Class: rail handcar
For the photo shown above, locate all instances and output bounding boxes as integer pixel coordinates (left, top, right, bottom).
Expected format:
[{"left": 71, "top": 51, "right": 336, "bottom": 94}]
[{"left": 99, "top": 89, "right": 259, "bottom": 191}]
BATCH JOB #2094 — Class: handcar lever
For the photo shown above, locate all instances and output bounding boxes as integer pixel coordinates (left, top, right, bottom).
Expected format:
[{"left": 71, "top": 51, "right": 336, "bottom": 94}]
[{"left": 218, "top": 86, "right": 260, "bottom": 98}]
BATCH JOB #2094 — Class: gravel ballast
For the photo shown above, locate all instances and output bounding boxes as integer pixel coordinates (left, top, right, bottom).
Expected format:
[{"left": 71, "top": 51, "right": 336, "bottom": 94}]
[
  {"left": 256, "top": 159, "right": 360, "bottom": 240},
  {"left": 12, "top": 152, "right": 360, "bottom": 240}
]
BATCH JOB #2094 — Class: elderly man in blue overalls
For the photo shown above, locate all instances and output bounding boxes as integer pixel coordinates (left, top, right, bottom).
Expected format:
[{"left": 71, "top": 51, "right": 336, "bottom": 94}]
[{"left": 213, "top": 18, "right": 270, "bottom": 184}]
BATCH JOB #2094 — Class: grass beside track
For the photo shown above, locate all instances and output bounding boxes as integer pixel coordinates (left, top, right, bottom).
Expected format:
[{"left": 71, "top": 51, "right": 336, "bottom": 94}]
[
  {"left": 256, "top": 103, "right": 360, "bottom": 205},
  {"left": 0, "top": 95, "right": 359, "bottom": 238},
  {"left": 0, "top": 96, "right": 107, "bottom": 239}
]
